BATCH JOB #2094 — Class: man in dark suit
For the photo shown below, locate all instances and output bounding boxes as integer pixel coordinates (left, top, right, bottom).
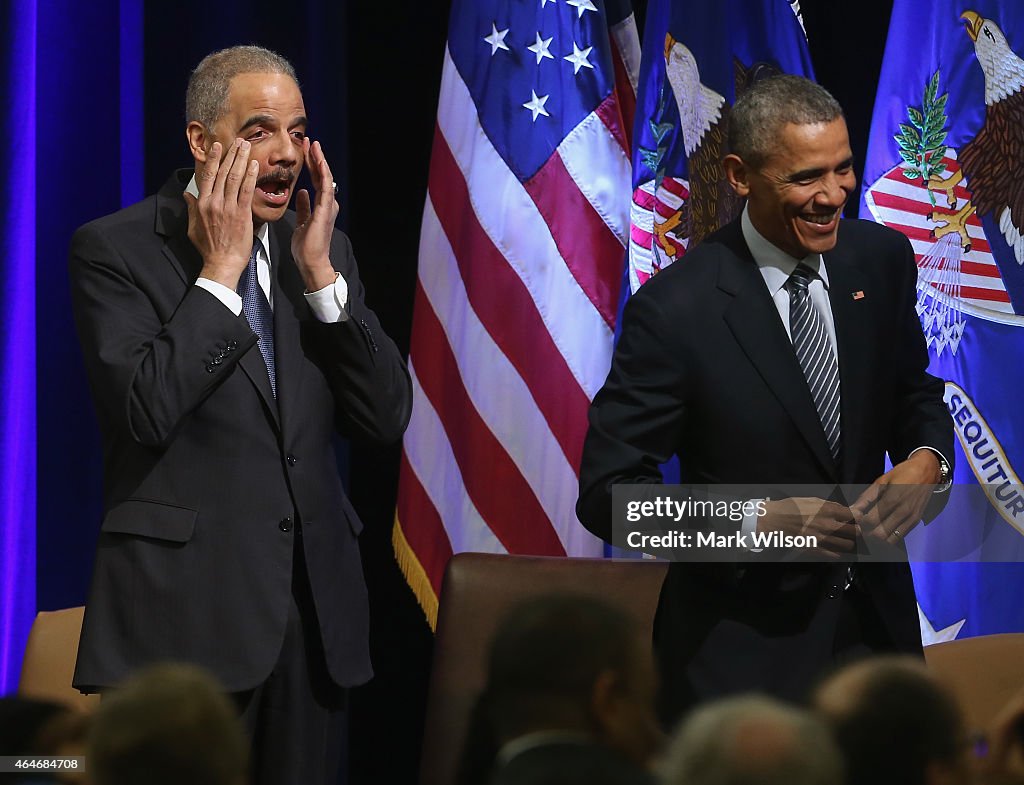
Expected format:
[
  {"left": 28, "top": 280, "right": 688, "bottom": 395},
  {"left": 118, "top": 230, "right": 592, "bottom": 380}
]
[
  {"left": 69, "top": 46, "right": 411, "bottom": 785},
  {"left": 577, "top": 75, "right": 953, "bottom": 724}
]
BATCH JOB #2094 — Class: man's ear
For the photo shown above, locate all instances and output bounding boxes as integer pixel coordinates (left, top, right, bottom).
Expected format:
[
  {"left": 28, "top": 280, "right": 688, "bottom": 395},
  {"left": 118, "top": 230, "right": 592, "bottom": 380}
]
[
  {"left": 186, "top": 122, "right": 211, "bottom": 163},
  {"left": 590, "top": 669, "right": 621, "bottom": 729},
  {"left": 723, "top": 153, "right": 751, "bottom": 198}
]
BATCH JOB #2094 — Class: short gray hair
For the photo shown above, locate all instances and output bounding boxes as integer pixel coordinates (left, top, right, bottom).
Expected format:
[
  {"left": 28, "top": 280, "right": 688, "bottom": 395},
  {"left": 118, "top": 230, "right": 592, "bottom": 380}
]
[
  {"left": 186, "top": 45, "right": 297, "bottom": 129},
  {"left": 728, "top": 74, "right": 843, "bottom": 169},
  {"left": 661, "top": 694, "right": 843, "bottom": 785}
]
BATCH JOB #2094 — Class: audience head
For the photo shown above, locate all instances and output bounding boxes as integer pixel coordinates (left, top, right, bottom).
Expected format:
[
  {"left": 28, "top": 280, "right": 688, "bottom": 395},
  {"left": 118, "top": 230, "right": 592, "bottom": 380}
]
[
  {"left": 473, "top": 593, "right": 663, "bottom": 768},
  {"left": 813, "top": 656, "right": 970, "bottom": 785},
  {"left": 87, "top": 663, "right": 247, "bottom": 785},
  {"left": 661, "top": 694, "right": 842, "bottom": 785}
]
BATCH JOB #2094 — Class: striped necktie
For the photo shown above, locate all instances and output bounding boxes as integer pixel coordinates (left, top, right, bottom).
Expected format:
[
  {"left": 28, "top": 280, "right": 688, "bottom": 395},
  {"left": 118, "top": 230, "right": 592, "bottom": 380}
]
[
  {"left": 237, "top": 241, "right": 276, "bottom": 397},
  {"left": 786, "top": 264, "right": 840, "bottom": 461}
]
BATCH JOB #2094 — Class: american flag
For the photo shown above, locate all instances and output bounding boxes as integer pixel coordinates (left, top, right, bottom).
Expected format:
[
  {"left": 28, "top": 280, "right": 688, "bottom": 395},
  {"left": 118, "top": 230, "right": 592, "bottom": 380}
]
[{"left": 394, "top": 0, "right": 640, "bottom": 626}]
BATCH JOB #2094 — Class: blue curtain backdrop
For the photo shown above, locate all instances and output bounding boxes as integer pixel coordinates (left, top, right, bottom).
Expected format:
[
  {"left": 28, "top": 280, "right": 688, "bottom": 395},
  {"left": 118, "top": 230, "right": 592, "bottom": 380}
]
[{"left": 0, "top": 0, "right": 38, "bottom": 694}]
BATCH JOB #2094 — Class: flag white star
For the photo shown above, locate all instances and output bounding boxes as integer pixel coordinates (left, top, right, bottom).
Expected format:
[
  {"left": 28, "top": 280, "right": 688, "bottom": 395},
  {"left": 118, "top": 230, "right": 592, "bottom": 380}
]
[
  {"left": 527, "top": 32, "right": 555, "bottom": 64},
  {"left": 564, "top": 42, "right": 594, "bottom": 75},
  {"left": 918, "top": 604, "right": 966, "bottom": 646},
  {"left": 484, "top": 23, "right": 510, "bottom": 55},
  {"left": 522, "top": 90, "right": 551, "bottom": 121},
  {"left": 540, "top": 0, "right": 556, "bottom": 6},
  {"left": 566, "top": 0, "right": 597, "bottom": 17}
]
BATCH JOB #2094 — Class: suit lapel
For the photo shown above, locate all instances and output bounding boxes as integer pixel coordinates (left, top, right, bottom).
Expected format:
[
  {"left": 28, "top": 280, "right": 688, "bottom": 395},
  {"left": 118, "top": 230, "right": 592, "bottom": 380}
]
[
  {"left": 823, "top": 240, "right": 871, "bottom": 483},
  {"left": 155, "top": 173, "right": 203, "bottom": 287},
  {"left": 154, "top": 171, "right": 281, "bottom": 430},
  {"left": 717, "top": 226, "right": 838, "bottom": 480}
]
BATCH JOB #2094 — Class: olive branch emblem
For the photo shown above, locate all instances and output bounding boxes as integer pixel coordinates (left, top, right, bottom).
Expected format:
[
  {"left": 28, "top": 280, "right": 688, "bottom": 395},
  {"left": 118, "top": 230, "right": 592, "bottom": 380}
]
[{"left": 894, "top": 70, "right": 950, "bottom": 207}]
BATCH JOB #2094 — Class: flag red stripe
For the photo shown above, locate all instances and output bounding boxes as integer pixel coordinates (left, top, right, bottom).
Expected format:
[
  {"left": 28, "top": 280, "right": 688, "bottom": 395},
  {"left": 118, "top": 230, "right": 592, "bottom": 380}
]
[
  {"left": 524, "top": 150, "right": 622, "bottom": 328},
  {"left": 633, "top": 188, "right": 655, "bottom": 210},
  {"left": 869, "top": 192, "right": 992, "bottom": 252},
  {"left": 427, "top": 126, "right": 593, "bottom": 473},
  {"left": 608, "top": 45, "right": 634, "bottom": 150},
  {"left": 396, "top": 453, "right": 453, "bottom": 596},
  {"left": 659, "top": 177, "right": 689, "bottom": 199},
  {"left": 411, "top": 281, "right": 567, "bottom": 556},
  {"left": 655, "top": 199, "right": 680, "bottom": 219},
  {"left": 885, "top": 219, "right": 993, "bottom": 256},
  {"left": 924, "top": 282, "right": 1011, "bottom": 303},
  {"left": 595, "top": 86, "right": 631, "bottom": 157},
  {"left": 921, "top": 258, "right": 1004, "bottom": 279},
  {"left": 631, "top": 224, "right": 653, "bottom": 247}
]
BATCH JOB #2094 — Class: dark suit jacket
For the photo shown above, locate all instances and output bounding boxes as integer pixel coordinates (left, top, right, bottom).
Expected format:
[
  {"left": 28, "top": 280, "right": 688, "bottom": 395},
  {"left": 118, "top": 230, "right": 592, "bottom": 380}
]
[
  {"left": 577, "top": 217, "right": 953, "bottom": 716},
  {"left": 69, "top": 171, "right": 412, "bottom": 692},
  {"left": 488, "top": 741, "right": 655, "bottom": 785}
]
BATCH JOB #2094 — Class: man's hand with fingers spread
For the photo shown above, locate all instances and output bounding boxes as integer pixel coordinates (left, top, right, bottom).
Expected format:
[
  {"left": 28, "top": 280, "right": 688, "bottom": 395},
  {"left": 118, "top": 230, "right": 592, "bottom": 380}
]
[
  {"left": 184, "top": 138, "right": 259, "bottom": 290},
  {"left": 292, "top": 138, "right": 341, "bottom": 292}
]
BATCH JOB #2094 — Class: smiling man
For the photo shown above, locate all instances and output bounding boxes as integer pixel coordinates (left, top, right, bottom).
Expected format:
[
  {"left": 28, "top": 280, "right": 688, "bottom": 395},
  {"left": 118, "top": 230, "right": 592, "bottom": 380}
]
[
  {"left": 68, "top": 46, "right": 411, "bottom": 785},
  {"left": 577, "top": 75, "right": 953, "bottom": 724}
]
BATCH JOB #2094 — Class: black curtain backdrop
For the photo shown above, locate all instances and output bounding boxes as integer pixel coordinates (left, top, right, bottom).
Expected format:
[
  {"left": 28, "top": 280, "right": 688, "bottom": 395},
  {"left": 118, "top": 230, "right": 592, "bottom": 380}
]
[{"left": 31, "top": 1, "right": 893, "bottom": 781}]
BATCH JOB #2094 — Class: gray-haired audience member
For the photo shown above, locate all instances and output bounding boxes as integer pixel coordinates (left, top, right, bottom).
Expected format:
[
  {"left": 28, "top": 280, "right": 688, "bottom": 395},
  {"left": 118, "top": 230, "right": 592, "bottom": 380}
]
[
  {"left": 813, "top": 656, "right": 970, "bottom": 785},
  {"left": 458, "top": 593, "right": 663, "bottom": 785},
  {"left": 661, "top": 694, "right": 843, "bottom": 785},
  {"left": 87, "top": 664, "right": 247, "bottom": 785}
]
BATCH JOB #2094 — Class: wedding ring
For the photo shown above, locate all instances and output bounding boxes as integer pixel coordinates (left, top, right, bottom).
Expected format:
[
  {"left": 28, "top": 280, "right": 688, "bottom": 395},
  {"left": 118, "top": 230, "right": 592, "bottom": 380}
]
[
  {"left": 893, "top": 528, "right": 902, "bottom": 538},
  {"left": 331, "top": 181, "right": 338, "bottom": 194}
]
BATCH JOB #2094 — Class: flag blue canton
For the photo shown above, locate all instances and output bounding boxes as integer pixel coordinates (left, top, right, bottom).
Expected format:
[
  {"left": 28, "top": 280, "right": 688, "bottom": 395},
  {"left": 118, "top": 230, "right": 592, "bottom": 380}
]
[{"left": 448, "top": 0, "right": 617, "bottom": 181}]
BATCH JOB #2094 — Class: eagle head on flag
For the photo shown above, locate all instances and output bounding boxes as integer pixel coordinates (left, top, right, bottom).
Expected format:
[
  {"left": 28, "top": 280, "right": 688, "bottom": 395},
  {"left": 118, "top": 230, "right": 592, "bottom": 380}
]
[{"left": 628, "top": 0, "right": 814, "bottom": 294}]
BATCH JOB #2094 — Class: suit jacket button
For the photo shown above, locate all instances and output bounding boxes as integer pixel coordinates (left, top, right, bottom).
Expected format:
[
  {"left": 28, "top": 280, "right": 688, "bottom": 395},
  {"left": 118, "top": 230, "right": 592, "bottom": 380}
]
[
  {"left": 205, "top": 363, "right": 216, "bottom": 373},
  {"left": 278, "top": 517, "right": 293, "bottom": 532},
  {"left": 286, "top": 454, "right": 298, "bottom": 466},
  {"left": 227, "top": 340, "right": 238, "bottom": 350}
]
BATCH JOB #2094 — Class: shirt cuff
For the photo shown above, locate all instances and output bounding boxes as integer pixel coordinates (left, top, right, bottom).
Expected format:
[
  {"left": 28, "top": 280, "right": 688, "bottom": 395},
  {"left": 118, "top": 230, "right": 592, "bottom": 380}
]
[
  {"left": 908, "top": 446, "right": 952, "bottom": 492},
  {"left": 304, "top": 272, "right": 350, "bottom": 323},
  {"left": 741, "top": 500, "right": 763, "bottom": 543},
  {"left": 195, "top": 278, "right": 242, "bottom": 316}
]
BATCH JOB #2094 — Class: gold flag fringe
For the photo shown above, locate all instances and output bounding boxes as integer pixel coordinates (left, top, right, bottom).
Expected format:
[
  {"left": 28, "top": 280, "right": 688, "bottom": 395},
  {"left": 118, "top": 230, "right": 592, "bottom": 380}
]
[{"left": 392, "top": 512, "right": 439, "bottom": 632}]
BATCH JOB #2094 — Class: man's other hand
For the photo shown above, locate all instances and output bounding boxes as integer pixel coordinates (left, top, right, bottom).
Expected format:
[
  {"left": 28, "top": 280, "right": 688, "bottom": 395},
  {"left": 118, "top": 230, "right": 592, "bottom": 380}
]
[
  {"left": 292, "top": 138, "right": 341, "bottom": 292},
  {"left": 851, "top": 450, "right": 941, "bottom": 546}
]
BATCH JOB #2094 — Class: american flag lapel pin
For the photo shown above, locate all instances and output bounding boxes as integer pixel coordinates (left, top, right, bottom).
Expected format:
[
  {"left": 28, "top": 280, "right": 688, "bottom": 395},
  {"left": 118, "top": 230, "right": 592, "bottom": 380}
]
[{"left": 852, "top": 290, "right": 866, "bottom": 300}]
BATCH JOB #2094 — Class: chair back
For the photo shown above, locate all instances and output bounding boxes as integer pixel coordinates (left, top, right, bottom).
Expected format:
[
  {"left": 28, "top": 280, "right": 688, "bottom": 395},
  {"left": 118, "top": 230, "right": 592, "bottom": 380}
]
[
  {"left": 924, "top": 632, "right": 1024, "bottom": 735},
  {"left": 418, "top": 553, "right": 668, "bottom": 785},
  {"left": 19, "top": 607, "right": 99, "bottom": 713}
]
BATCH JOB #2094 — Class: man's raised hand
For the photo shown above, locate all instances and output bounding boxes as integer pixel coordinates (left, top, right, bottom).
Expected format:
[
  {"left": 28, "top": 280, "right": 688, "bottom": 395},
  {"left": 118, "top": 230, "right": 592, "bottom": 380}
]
[
  {"left": 292, "top": 138, "right": 341, "bottom": 292},
  {"left": 185, "top": 138, "right": 259, "bottom": 289}
]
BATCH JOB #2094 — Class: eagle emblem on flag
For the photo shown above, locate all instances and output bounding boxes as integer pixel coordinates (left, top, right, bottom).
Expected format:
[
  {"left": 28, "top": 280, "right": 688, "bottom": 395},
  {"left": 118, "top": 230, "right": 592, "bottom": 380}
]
[{"left": 864, "top": 9, "right": 1024, "bottom": 359}]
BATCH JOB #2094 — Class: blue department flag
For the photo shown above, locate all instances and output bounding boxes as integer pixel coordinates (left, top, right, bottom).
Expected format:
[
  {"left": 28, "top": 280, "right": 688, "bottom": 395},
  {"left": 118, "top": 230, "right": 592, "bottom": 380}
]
[
  {"left": 628, "top": 0, "right": 813, "bottom": 293},
  {"left": 863, "top": 0, "right": 1024, "bottom": 640}
]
